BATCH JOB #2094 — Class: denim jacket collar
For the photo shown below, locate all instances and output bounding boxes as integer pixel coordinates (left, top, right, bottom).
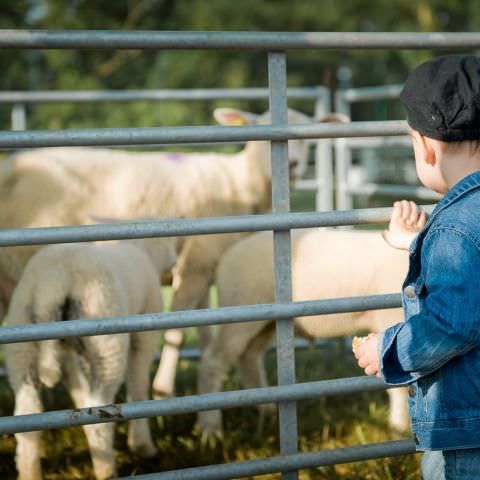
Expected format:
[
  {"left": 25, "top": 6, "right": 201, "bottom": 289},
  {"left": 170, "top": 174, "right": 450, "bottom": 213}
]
[{"left": 409, "top": 170, "right": 480, "bottom": 254}]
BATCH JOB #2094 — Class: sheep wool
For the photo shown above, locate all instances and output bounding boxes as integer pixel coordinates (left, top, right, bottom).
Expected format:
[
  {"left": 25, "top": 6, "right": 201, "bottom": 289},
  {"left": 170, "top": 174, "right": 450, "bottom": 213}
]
[
  {"left": 0, "top": 107, "right": 345, "bottom": 401},
  {"left": 5, "top": 238, "right": 176, "bottom": 480},
  {"left": 196, "top": 228, "right": 410, "bottom": 437}
]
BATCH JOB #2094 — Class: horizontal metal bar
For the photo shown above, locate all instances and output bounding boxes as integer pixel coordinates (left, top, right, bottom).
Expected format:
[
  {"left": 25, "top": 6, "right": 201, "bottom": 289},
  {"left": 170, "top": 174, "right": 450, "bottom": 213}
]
[
  {"left": 0, "top": 121, "right": 409, "bottom": 149},
  {"left": 0, "top": 87, "right": 327, "bottom": 104},
  {"left": 341, "top": 135, "right": 412, "bottom": 148},
  {"left": 340, "top": 85, "right": 403, "bottom": 102},
  {"left": 0, "top": 205, "right": 436, "bottom": 247},
  {"left": 119, "top": 440, "right": 416, "bottom": 480},
  {"left": 295, "top": 179, "right": 318, "bottom": 190},
  {"left": 0, "top": 375, "right": 395, "bottom": 434},
  {"left": 0, "top": 293, "right": 402, "bottom": 344},
  {"left": 1, "top": 30, "right": 480, "bottom": 50},
  {"left": 348, "top": 183, "right": 442, "bottom": 200}
]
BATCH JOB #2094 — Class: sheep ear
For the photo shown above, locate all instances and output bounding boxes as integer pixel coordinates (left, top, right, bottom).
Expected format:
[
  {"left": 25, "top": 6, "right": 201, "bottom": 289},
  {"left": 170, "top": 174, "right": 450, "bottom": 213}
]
[
  {"left": 213, "top": 108, "right": 258, "bottom": 126},
  {"left": 315, "top": 113, "right": 350, "bottom": 123}
]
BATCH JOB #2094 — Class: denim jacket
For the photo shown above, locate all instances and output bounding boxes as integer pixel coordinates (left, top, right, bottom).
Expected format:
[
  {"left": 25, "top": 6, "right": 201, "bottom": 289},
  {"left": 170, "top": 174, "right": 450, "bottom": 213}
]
[{"left": 380, "top": 171, "right": 480, "bottom": 451}]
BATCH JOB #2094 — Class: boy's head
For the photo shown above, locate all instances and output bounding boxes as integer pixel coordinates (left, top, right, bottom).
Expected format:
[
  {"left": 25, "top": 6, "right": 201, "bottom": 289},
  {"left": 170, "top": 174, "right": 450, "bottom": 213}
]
[
  {"left": 401, "top": 54, "right": 480, "bottom": 142},
  {"left": 401, "top": 55, "right": 480, "bottom": 192}
]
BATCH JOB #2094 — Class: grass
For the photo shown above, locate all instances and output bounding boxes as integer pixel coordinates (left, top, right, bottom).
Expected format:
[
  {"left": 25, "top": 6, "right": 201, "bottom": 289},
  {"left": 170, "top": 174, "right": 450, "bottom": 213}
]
[
  {"left": 0, "top": 189, "right": 423, "bottom": 478},
  {"left": 0, "top": 342, "right": 421, "bottom": 479}
]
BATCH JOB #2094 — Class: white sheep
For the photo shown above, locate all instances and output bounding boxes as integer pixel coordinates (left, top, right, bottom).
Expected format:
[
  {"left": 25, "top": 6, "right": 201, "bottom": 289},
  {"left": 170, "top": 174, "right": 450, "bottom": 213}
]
[
  {"left": 196, "top": 228, "right": 410, "bottom": 436},
  {"left": 4, "top": 236, "right": 176, "bottom": 480},
  {"left": 0, "top": 108, "right": 345, "bottom": 399}
]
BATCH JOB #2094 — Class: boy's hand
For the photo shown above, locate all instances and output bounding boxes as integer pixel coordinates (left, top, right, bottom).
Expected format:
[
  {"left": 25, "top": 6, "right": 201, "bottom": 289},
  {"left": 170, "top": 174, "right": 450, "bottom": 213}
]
[
  {"left": 382, "top": 200, "right": 426, "bottom": 250},
  {"left": 353, "top": 333, "right": 381, "bottom": 378}
]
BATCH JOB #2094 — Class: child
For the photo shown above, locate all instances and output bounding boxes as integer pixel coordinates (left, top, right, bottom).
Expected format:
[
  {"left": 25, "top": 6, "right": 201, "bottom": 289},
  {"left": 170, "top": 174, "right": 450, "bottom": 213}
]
[{"left": 354, "top": 54, "right": 480, "bottom": 479}]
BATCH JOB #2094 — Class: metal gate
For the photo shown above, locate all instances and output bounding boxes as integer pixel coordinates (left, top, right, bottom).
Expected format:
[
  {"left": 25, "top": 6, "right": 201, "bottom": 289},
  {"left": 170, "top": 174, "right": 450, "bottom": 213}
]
[
  {"left": 0, "top": 85, "right": 333, "bottom": 211},
  {"left": 0, "top": 30, "right": 480, "bottom": 479},
  {"left": 334, "top": 84, "right": 441, "bottom": 210}
]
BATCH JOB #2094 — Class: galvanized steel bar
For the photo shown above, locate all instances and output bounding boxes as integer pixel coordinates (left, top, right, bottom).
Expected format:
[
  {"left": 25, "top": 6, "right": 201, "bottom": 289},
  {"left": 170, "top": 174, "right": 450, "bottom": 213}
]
[
  {"left": 333, "top": 91, "right": 354, "bottom": 210},
  {"left": 335, "top": 138, "right": 353, "bottom": 210},
  {"left": 0, "top": 293, "right": 402, "bottom": 344},
  {"left": 1, "top": 30, "right": 480, "bottom": 50},
  {"left": 0, "top": 87, "right": 328, "bottom": 103},
  {"left": 118, "top": 440, "right": 416, "bottom": 480},
  {"left": 348, "top": 183, "right": 442, "bottom": 200},
  {"left": 268, "top": 52, "right": 298, "bottom": 474},
  {"left": 0, "top": 205, "right": 436, "bottom": 247},
  {"left": 0, "top": 120, "right": 410, "bottom": 149},
  {"left": 343, "top": 135, "right": 411, "bottom": 148},
  {"left": 340, "top": 84, "right": 403, "bottom": 103},
  {"left": 11, "top": 103, "right": 26, "bottom": 130},
  {"left": 0, "top": 376, "right": 396, "bottom": 434}
]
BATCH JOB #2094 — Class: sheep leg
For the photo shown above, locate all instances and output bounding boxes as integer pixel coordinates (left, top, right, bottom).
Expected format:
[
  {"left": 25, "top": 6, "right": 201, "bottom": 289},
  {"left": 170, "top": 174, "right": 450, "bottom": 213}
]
[
  {"left": 196, "top": 320, "right": 268, "bottom": 437},
  {"left": 152, "top": 328, "right": 184, "bottom": 399},
  {"left": 80, "top": 409, "right": 116, "bottom": 480},
  {"left": 196, "top": 289, "right": 214, "bottom": 349},
  {"left": 152, "top": 285, "right": 212, "bottom": 399},
  {"left": 12, "top": 381, "right": 44, "bottom": 480},
  {"left": 238, "top": 323, "right": 276, "bottom": 415},
  {"left": 387, "top": 387, "right": 410, "bottom": 432},
  {"left": 65, "top": 353, "right": 118, "bottom": 480},
  {"left": 126, "top": 331, "right": 158, "bottom": 458},
  {"left": 5, "top": 342, "right": 43, "bottom": 480},
  {"left": 153, "top": 268, "right": 212, "bottom": 399}
]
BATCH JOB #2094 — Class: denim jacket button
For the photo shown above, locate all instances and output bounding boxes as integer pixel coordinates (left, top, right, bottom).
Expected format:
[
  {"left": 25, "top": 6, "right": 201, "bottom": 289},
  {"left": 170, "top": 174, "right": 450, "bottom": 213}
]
[
  {"left": 403, "top": 285, "right": 416, "bottom": 298},
  {"left": 408, "top": 384, "right": 417, "bottom": 397}
]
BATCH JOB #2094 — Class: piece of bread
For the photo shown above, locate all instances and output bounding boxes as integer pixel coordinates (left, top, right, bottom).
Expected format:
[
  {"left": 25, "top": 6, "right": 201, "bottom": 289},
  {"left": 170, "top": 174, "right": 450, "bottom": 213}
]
[{"left": 352, "top": 335, "right": 367, "bottom": 354}]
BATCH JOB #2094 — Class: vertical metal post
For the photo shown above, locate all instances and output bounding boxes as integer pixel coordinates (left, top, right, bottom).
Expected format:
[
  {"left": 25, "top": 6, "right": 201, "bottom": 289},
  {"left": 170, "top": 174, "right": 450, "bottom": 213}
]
[
  {"left": 314, "top": 89, "right": 334, "bottom": 211},
  {"left": 11, "top": 103, "right": 27, "bottom": 131},
  {"left": 334, "top": 90, "right": 353, "bottom": 210},
  {"left": 334, "top": 138, "right": 353, "bottom": 210},
  {"left": 268, "top": 51, "right": 298, "bottom": 480}
]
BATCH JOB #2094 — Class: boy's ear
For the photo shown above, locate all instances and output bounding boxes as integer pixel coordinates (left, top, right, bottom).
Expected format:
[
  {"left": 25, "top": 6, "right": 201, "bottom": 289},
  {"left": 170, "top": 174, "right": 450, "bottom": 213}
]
[{"left": 420, "top": 134, "right": 437, "bottom": 166}]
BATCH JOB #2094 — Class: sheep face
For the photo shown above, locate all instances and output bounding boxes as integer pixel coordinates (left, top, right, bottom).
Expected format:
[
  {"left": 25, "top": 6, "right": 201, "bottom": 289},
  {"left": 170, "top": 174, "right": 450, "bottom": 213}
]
[{"left": 213, "top": 107, "right": 312, "bottom": 184}]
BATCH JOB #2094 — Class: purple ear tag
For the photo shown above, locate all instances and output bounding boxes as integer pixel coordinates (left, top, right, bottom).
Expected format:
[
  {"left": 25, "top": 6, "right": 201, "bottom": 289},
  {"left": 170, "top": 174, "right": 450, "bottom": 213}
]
[{"left": 165, "top": 153, "right": 185, "bottom": 162}]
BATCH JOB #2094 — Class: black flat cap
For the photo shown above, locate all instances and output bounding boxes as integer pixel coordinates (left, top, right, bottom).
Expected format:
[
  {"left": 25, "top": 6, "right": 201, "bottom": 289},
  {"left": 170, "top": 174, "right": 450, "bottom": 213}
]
[{"left": 400, "top": 54, "right": 480, "bottom": 141}]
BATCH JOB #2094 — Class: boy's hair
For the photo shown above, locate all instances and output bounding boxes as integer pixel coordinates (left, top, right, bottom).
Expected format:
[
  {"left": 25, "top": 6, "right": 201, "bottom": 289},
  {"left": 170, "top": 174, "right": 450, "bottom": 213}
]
[
  {"left": 401, "top": 55, "right": 480, "bottom": 142},
  {"left": 442, "top": 139, "right": 480, "bottom": 157}
]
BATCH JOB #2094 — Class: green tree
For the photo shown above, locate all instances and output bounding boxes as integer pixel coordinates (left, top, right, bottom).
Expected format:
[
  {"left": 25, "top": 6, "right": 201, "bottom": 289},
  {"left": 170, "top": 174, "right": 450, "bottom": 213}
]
[{"left": 0, "top": 0, "right": 479, "bottom": 130}]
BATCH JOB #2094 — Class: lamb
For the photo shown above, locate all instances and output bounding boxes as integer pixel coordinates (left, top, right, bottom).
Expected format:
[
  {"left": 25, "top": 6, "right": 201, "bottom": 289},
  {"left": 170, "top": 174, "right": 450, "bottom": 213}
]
[
  {"left": 0, "top": 107, "right": 345, "bottom": 398},
  {"left": 196, "top": 228, "right": 410, "bottom": 436},
  {"left": 4, "top": 236, "right": 176, "bottom": 480}
]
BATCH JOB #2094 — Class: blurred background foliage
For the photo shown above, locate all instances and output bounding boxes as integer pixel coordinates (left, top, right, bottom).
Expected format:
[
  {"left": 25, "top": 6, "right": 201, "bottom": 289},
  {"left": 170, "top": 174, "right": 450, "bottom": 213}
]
[{"left": 1, "top": 0, "right": 480, "bottom": 131}]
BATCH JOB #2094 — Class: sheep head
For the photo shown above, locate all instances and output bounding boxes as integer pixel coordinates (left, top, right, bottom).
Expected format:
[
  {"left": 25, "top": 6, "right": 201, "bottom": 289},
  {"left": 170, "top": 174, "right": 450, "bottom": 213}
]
[{"left": 213, "top": 107, "right": 349, "bottom": 187}]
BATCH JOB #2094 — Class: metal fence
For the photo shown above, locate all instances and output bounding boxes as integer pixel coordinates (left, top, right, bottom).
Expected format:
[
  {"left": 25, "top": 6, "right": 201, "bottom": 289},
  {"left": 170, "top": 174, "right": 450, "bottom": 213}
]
[
  {"left": 0, "top": 86, "right": 333, "bottom": 211},
  {"left": 1, "top": 30, "right": 480, "bottom": 479},
  {"left": 334, "top": 84, "right": 442, "bottom": 210}
]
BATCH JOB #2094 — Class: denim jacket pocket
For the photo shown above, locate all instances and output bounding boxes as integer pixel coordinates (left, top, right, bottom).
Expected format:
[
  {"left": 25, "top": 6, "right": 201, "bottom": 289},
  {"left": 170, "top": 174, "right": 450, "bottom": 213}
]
[{"left": 419, "top": 369, "right": 444, "bottom": 421}]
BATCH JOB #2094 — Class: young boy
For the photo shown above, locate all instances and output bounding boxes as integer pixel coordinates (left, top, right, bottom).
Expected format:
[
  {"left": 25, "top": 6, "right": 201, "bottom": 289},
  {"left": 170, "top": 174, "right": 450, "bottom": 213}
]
[{"left": 354, "top": 54, "right": 480, "bottom": 479}]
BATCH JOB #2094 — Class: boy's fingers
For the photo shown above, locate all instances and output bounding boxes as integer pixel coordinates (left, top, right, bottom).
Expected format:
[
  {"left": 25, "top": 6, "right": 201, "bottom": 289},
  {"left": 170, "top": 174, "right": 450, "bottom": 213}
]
[
  {"left": 364, "top": 365, "right": 377, "bottom": 376},
  {"left": 400, "top": 200, "right": 411, "bottom": 221},
  {"left": 391, "top": 202, "right": 401, "bottom": 221},
  {"left": 417, "top": 210, "right": 427, "bottom": 228},
  {"left": 357, "top": 356, "right": 368, "bottom": 369},
  {"left": 409, "top": 201, "right": 419, "bottom": 223}
]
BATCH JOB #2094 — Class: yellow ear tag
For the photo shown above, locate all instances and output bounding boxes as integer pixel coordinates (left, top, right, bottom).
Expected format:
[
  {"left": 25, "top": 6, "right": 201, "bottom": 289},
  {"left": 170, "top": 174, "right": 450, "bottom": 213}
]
[{"left": 228, "top": 118, "right": 246, "bottom": 126}]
